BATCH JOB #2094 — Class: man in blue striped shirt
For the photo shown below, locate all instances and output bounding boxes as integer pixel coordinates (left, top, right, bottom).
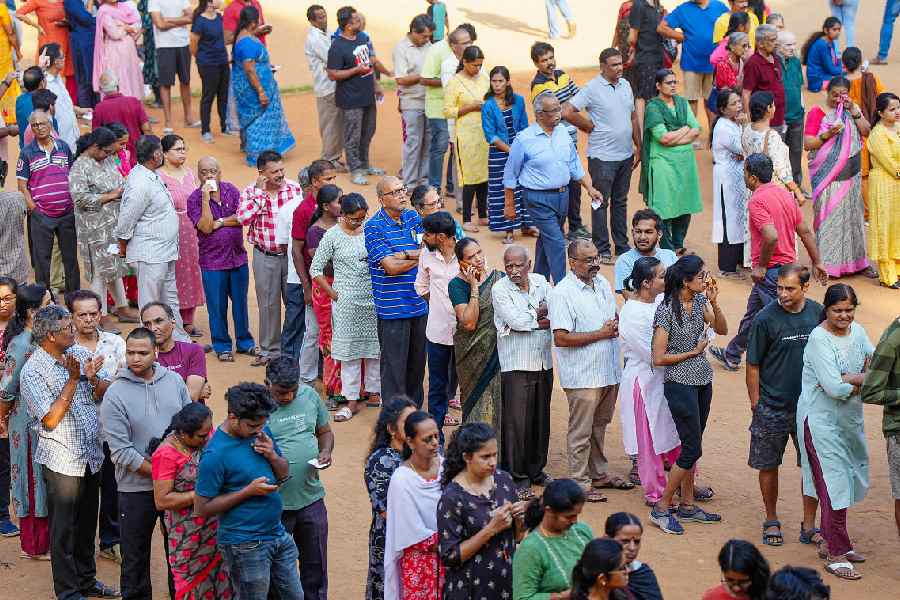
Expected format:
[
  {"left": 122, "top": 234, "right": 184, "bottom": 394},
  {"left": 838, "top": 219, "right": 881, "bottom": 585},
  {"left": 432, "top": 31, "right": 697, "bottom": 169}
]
[{"left": 364, "top": 176, "right": 428, "bottom": 406}]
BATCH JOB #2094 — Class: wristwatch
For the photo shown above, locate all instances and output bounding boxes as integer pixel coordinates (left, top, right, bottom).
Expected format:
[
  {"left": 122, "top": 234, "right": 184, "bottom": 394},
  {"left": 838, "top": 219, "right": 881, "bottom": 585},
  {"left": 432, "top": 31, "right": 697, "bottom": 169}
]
[{"left": 215, "top": 218, "right": 224, "bottom": 228}]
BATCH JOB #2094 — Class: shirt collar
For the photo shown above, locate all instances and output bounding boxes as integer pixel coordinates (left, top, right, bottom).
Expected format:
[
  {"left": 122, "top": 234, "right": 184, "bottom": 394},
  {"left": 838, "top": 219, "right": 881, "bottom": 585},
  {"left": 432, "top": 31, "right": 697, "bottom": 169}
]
[{"left": 599, "top": 74, "right": 621, "bottom": 89}]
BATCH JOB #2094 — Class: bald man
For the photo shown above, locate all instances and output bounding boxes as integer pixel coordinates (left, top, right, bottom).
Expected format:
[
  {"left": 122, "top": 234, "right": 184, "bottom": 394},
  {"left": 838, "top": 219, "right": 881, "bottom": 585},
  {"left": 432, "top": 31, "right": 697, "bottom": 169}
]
[
  {"left": 186, "top": 156, "right": 256, "bottom": 359},
  {"left": 492, "top": 245, "right": 554, "bottom": 488},
  {"left": 365, "top": 175, "right": 428, "bottom": 405}
]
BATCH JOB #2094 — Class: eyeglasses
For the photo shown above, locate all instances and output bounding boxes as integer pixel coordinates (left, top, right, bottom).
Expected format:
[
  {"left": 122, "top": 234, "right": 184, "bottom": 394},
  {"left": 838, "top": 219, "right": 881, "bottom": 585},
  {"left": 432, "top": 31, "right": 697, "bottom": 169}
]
[
  {"left": 344, "top": 215, "right": 366, "bottom": 224},
  {"left": 721, "top": 577, "right": 752, "bottom": 590},
  {"left": 382, "top": 186, "right": 408, "bottom": 198},
  {"left": 573, "top": 255, "right": 602, "bottom": 264},
  {"left": 0, "top": 294, "right": 16, "bottom": 304},
  {"left": 422, "top": 200, "right": 443, "bottom": 209}
]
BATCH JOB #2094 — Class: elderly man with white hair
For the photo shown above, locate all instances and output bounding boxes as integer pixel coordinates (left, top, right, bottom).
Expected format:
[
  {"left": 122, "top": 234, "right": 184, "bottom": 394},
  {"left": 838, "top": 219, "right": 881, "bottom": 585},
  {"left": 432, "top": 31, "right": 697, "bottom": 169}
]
[
  {"left": 776, "top": 30, "right": 806, "bottom": 188},
  {"left": 92, "top": 71, "right": 154, "bottom": 167},
  {"left": 491, "top": 244, "right": 554, "bottom": 490}
]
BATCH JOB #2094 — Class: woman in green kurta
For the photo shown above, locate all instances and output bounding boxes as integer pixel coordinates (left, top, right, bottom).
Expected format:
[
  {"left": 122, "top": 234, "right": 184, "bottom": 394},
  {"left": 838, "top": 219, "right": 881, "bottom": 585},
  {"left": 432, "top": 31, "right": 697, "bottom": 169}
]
[
  {"left": 448, "top": 238, "right": 503, "bottom": 442},
  {"left": 513, "top": 479, "right": 592, "bottom": 600},
  {"left": 797, "top": 284, "right": 873, "bottom": 581},
  {"left": 639, "top": 68, "right": 703, "bottom": 253}
]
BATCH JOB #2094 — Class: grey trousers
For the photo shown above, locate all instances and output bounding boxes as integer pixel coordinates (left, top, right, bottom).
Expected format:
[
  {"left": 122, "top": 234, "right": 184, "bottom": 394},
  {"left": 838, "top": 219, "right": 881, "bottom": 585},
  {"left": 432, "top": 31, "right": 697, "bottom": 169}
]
[
  {"left": 342, "top": 104, "right": 377, "bottom": 173},
  {"left": 298, "top": 304, "right": 320, "bottom": 382},
  {"left": 134, "top": 260, "right": 190, "bottom": 342},
  {"left": 252, "top": 248, "right": 288, "bottom": 357},
  {"left": 400, "top": 108, "right": 429, "bottom": 186},
  {"left": 316, "top": 93, "right": 344, "bottom": 163}
]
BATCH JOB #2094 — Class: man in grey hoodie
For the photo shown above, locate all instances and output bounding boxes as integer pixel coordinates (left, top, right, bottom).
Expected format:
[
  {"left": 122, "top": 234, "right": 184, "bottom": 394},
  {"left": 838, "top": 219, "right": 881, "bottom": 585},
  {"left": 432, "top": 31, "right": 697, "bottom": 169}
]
[{"left": 99, "top": 327, "right": 192, "bottom": 600}]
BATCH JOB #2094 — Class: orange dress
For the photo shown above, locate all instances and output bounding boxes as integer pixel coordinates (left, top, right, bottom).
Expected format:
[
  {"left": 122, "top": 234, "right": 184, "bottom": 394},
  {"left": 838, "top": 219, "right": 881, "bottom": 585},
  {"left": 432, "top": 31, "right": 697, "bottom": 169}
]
[{"left": 17, "top": 0, "right": 73, "bottom": 77}]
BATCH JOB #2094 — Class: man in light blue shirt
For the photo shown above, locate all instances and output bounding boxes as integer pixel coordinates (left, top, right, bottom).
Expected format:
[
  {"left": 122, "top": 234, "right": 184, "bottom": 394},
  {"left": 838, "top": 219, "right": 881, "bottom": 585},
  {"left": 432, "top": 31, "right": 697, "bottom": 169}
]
[
  {"left": 564, "top": 47, "right": 640, "bottom": 264},
  {"left": 613, "top": 209, "right": 678, "bottom": 297},
  {"left": 503, "top": 92, "right": 601, "bottom": 284}
]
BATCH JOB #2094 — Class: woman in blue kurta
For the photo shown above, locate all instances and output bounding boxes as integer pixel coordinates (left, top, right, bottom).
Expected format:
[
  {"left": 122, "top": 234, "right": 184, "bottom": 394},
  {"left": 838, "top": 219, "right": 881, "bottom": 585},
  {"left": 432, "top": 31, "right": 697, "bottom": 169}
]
[
  {"left": 801, "top": 17, "right": 844, "bottom": 92},
  {"left": 63, "top": 0, "right": 98, "bottom": 108},
  {"left": 481, "top": 66, "right": 533, "bottom": 243},
  {"left": 797, "top": 283, "right": 873, "bottom": 581},
  {"left": 230, "top": 5, "right": 294, "bottom": 166}
]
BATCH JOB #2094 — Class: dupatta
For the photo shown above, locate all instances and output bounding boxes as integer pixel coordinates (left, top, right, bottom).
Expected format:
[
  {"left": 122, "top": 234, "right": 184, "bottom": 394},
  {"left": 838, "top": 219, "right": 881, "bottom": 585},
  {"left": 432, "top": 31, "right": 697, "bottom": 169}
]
[
  {"left": 92, "top": 1, "right": 141, "bottom": 91},
  {"left": 808, "top": 104, "right": 862, "bottom": 227},
  {"left": 639, "top": 95, "right": 691, "bottom": 197}
]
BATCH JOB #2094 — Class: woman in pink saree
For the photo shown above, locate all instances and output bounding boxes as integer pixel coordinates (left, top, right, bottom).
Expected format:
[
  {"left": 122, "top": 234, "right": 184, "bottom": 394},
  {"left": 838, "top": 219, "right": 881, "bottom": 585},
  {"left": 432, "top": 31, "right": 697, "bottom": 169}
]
[
  {"left": 804, "top": 75, "right": 876, "bottom": 279},
  {"left": 93, "top": 0, "right": 144, "bottom": 99}
]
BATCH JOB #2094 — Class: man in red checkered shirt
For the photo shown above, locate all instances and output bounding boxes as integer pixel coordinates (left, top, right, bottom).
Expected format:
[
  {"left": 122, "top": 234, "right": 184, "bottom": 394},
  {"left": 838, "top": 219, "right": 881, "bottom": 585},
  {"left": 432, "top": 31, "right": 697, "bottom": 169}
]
[{"left": 237, "top": 150, "right": 304, "bottom": 366}]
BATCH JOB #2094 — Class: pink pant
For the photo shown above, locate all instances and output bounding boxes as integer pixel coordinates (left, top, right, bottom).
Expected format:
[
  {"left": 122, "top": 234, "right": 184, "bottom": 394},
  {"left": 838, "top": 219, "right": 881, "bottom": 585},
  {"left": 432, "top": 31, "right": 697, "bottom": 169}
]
[
  {"left": 634, "top": 379, "right": 681, "bottom": 503},
  {"left": 804, "top": 419, "right": 852, "bottom": 556},
  {"left": 180, "top": 307, "right": 195, "bottom": 327}
]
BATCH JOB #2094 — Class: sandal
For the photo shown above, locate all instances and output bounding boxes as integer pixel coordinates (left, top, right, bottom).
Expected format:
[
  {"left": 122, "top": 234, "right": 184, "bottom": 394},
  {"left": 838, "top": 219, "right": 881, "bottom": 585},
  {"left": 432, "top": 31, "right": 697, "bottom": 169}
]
[
  {"left": 462, "top": 223, "right": 480, "bottom": 233},
  {"left": 325, "top": 396, "right": 340, "bottom": 411},
  {"left": 449, "top": 396, "right": 461, "bottom": 409},
  {"left": 762, "top": 519, "right": 784, "bottom": 546},
  {"left": 443, "top": 414, "right": 461, "bottom": 426},
  {"left": 217, "top": 351, "right": 235, "bottom": 363},
  {"left": 845, "top": 550, "right": 866, "bottom": 563},
  {"left": 799, "top": 525, "right": 822, "bottom": 545},
  {"left": 365, "top": 393, "right": 382, "bottom": 408},
  {"left": 250, "top": 354, "right": 270, "bottom": 367},
  {"left": 592, "top": 476, "right": 635, "bottom": 490},
  {"left": 502, "top": 234, "right": 514, "bottom": 245},
  {"left": 584, "top": 489, "right": 608, "bottom": 503},
  {"left": 334, "top": 406, "right": 354, "bottom": 422},
  {"left": 824, "top": 559, "right": 861, "bottom": 581}
]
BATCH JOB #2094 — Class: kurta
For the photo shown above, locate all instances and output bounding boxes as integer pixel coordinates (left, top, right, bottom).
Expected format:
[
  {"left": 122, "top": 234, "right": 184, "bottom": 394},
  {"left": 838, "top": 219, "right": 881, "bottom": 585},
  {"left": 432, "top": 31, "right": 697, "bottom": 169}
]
[
  {"left": 364, "top": 446, "right": 403, "bottom": 600},
  {"left": 711, "top": 117, "right": 749, "bottom": 244},
  {"left": 437, "top": 470, "right": 519, "bottom": 600},
  {"left": 69, "top": 154, "right": 128, "bottom": 282},
  {"left": 512, "top": 522, "right": 593, "bottom": 600},
  {"left": 741, "top": 125, "right": 794, "bottom": 185},
  {"left": 309, "top": 225, "right": 380, "bottom": 361},
  {"left": 617, "top": 298, "right": 680, "bottom": 456},
  {"left": 797, "top": 323, "right": 874, "bottom": 511},
  {"left": 0, "top": 5, "right": 20, "bottom": 119},
  {"left": 159, "top": 169, "right": 205, "bottom": 310},
  {"left": 866, "top": 122, "right": 900, "bottom": 284},
  {"left": 444, "top": 71, "right": 489, "bottom": 185},
  {"left": 17, "top": 0, "right": 74, "bottom": 77},
  {"left": 93, "top": 1, "right": 145, "bottom": 99}
]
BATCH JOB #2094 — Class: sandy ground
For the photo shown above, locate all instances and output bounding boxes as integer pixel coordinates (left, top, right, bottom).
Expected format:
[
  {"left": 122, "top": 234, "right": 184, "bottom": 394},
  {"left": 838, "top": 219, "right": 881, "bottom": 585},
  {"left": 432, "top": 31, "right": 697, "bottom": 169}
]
[{"left": 2, "top": 0, "right": 900, "bottom": 598}]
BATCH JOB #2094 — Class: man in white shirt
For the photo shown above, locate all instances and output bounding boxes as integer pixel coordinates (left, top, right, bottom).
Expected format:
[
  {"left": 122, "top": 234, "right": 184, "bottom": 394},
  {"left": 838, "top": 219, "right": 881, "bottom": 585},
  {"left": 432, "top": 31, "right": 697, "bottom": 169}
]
[
  {"left": 393, "top": 15, "right": 433, "bottom": 188},
  {"left": 149, "top": 0, "right": 199, "bottom": 132},
  {"left": 305, "top": 4, "right": 345, "bottom": 170},
  {"left": 549, "top": 239, "right": 631, "bottom": 502},
  {"left": 492, "top": 245, "right": 553, "bottom": 489}
]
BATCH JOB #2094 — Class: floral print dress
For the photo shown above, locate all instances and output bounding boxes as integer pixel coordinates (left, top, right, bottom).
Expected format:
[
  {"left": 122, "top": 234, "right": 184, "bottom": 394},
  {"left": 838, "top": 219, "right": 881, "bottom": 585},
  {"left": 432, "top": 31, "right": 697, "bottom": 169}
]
[{"left": 364, "top": 446, "right": 402, "bottom": 600}]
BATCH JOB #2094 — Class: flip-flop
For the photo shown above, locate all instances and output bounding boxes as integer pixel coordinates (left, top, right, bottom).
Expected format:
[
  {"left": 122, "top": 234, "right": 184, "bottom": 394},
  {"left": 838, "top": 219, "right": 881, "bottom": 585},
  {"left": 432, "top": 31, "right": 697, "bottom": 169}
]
[
  {"left": 824, "top": 560, "right": 861, "bottom": 580},
  {"left": 216, "top": 351, "right": 234, "bottom": 363},
  {"left": 584, "top": 489, "right": 607, "bottom": 503},
  {"left": 443, "top": 414, "right": 461, "bottom": 426},
  {"left": 592, "top": 476, "right": 635, "bottom": 490},
  {"left": 762, "top": 519, "right": 784, "bottom": 546},
  {"left": 334, "top": 406, "right": 354, "bottom": 422}
]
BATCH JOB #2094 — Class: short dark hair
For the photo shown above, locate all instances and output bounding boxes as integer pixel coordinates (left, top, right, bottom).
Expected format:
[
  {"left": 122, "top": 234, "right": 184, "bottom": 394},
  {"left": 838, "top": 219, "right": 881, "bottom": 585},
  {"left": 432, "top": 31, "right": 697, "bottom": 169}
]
[
  {"left": 749, "top": 91, "right": 775, "bottom": 122},
  {"left": 409, "top": 184, "right": 432, "bottom": 208},
  {"left": 266, "top": 355, "right": 300, "bottom": 388},
  {"left": 226, "top": 382, "right": 278, "bottom": 420},
  {"left": 22, "top": 66, "right": 44, "bottom": 92},
  {"left": 308, "top": 159, "right": 334, "bottom": 181},
  {"left": 65, "top": 289, "right": 102, "bottom": 313},
  {"left": 765, "top": 566, "right": 830, "bottom": 600},
  {"left": 135, "top": 135, "right": 162, "bottom": 164},
  {"left": 140, "top": 301, "right": 175, "bottom": 320},
  {"left": 598, "top": 47, "right": 621, "bottom": 65},
  {"left": 778, "top": 263, "right": 811, "bottom": 285},
  {"left": 161, "top": 133, "right": 184, "bottom": 153},
  {"left": 530, "top": 41, "right": 554, "bottom": 63},
  {"left": 459, "top": 22, "right": 476, "bottom": 42},
  {"left": 340, "top": 192, "right": 368, "bottom": 214},
  {"left": 336, "top": 5, "right": 356, "bottom": 30},
  {"left": 126, "top": 326, "right": 157, "bottom": 346},
  {"left": 32, "top": 88, "right": 57, "bottom": 111},
  {"left": 39, "top": 42, "right": 63, "bottom": 65},
  {"left": 631, "top": 208, "right": 662, "bottom": 231},
  {"left": 256, "top": 150, "right": 283, "bottom": 170},
  {"left": 422, "top": 211, "right": 456, "bottom": 237},
  {"left": 745, "top": 152, "right": 774, "bottom": 183},
  {"left": 106, "top": 122, "right": 128, "bottom": 139},
  {"left": 410, "top": 14, "right": 434, "bottom": 33},
  {"left": 841, "top": 46, "right": 863, "bottom": 72},
  {"left": 306, "top": 4, "right": 324, "bottom": 21}
]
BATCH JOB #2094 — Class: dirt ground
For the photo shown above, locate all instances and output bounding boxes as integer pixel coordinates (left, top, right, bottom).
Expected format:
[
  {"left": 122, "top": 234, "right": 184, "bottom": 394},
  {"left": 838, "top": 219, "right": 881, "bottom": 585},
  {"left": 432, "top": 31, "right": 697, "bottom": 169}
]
[{"left": 2, "top": 0, "right": 900, "bottom": 598}]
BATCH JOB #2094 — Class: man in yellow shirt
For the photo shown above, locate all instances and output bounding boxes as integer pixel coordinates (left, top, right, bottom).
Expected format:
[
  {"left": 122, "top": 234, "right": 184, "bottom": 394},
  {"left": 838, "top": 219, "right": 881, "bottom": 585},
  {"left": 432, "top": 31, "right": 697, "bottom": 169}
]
[{"left": 713, "top": 0, "right": 760, "bottom": 46}]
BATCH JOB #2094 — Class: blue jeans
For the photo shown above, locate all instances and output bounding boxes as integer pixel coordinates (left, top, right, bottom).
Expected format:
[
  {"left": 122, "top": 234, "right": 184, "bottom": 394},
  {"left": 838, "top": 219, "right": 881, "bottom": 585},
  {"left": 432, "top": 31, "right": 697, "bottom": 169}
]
[
  {"left": 281, "top": 283, "right": 308, "bottom": 362},
  {"left": 426, "top": 341, "right": 457, "bottom": 440},
  {"left": 427, "top": 118, "right": 450, "bottom": 191},
  {"left": 830, "top": 0, "right": 859, "bottom": 49},
  {"left": 546, "top": 0, "right": 574, "bottom": 39},
  {"left": 201, "top": 265, "right": 255, "bottom": 354},
  {"left": 524, "top": 187, "right": 569, "bottom": 284},
  {"left": 878, "top": 0, "right": 900, "bottom": 59},
  {"left": 220, "top": 531, "right": 304, "bottom": 600},
  {"left": 724, "top": 266, "right": 780, "bottom": 363}
]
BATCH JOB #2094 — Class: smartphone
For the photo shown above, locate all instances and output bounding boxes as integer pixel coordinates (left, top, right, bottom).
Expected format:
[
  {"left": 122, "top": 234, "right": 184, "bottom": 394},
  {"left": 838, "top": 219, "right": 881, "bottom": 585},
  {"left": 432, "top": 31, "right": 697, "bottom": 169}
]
[
  {"left": 206, "top": 179, "right": 217, "bottom": 192},
  {"left": 308, "top": 458, "right": 331, "bottom": 470}
]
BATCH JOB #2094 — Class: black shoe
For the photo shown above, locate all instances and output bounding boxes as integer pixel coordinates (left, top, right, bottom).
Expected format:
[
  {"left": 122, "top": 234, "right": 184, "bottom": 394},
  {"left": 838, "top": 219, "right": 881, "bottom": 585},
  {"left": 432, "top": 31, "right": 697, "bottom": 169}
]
[
  {"left": 83, "top": 581, "right": 120, "bottom": 598},
  {"left": 532, "top": 472, "right": 554, "bottom": 486}
]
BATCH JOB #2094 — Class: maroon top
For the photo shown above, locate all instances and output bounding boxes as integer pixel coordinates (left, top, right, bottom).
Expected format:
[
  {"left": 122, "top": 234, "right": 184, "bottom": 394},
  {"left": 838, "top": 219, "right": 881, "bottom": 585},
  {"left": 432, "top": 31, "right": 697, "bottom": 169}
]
[
  {"left": 93, "top": 93, "right": 149, "bottom": 166},
  {"left": 157, "top": 341, "right": 207, "bottom": 382},
  {"left": 743, "top": 51, "right": 786, "bottom": 126},
  {"left": 290, "top": 192, "right": 317, "bottom": 279}
]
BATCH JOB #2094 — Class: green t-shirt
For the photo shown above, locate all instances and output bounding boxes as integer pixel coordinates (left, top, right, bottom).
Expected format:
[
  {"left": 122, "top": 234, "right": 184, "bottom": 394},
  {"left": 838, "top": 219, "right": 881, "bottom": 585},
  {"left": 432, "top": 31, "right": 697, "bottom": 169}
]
[
  {"left": 267, "top": 384, "right": 330, "bottom": 510},
  {"left": 422, "top": 38, "right": 453, "bottom": 119},
  {"left": 747, "top": 298, "right": 823, "bottom": 413}
]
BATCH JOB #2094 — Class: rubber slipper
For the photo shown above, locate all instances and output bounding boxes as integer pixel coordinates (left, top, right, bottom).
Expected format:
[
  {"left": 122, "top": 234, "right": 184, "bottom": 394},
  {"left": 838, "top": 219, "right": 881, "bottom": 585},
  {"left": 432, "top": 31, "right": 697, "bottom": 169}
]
[
  {"left": 584, "top": 489, "right": 607, "bottom": 503},
  {"left": 825, "top": 560, "right": 861, "bottom": 580},
  {"left": 592, "top": 476, "right": 635, "bottom": 490},
  {"left": 217, "top": 351, "right": 234, "bottom": 362},
  {"left": 443, "top": 414, "right": 461, "bottom": 426},
  {"left": 365, "top": 394, "right": 382, "bottom": 408},
  {"left": 334, "top": 406, "right": 354, "bottom": 422}
]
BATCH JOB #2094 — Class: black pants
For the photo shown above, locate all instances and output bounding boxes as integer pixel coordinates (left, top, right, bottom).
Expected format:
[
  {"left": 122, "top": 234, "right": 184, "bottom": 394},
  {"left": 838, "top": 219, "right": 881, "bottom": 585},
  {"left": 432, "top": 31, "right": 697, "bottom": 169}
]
[
  {"left": 43, "top": 466, "right": 100, "bottom": 600},
  {"left": 0, "top": 436, "right": 10, "bottom": 522},
  {"left": 717, "top": 187, "right": 744, "bottom": 273},
  {"left": 281, "top": 498, "right": 328, "bottom": 600},
  {"left": 462, "top": 181, "right": 487, "bottom": 223},
  {"left": 198, "top": 62, "right": 230, "bottom": 134},
  {"left": 98, "top": 443, "right": 120, "bottom": 550},
  {"left": 566, "top": 177, "right": 583, "bottom": 230},
  {"left": 664, "top": 381, "right": 713, "bottom": 470},
  {"left": 785, "top": 118, "right": 805, "bottom": 187},
  {"left": 119, "top": 490, "right": 175, "bottom": 600},
  {"left": 30, "top": 210, "right": 80, "bottom": 293},
  {"left": 377, "top": 315, "right": 427, "bottom": 407},
  {"left": 588, "top": 157, "right": 632, "bottom": 256},
  {"left": 500, "top": 370, "right": 553, "bottom": 485}
]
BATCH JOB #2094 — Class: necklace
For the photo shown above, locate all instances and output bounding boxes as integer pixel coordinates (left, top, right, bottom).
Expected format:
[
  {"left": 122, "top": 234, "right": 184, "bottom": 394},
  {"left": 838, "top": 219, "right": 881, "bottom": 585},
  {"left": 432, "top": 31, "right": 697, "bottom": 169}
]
[
  {"left": 170, "top": 434, "right": 191, "bottom": 455},
  {"left": 409, "top": 456, "right": 436, "bottom": 478}
]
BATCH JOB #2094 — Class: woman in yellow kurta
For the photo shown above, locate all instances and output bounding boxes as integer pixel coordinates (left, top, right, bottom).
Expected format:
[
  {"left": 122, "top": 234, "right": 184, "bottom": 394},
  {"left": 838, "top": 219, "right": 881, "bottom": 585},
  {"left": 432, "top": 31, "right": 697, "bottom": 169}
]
[
  {"left": 444, "top": 45, "right": 489, "bottom": 232},
  {"left": 0, "top": 4, "right": 20, "bottom": 119},
  {"left": 867, "top": 92, "right": 900, "bottom": 289}
]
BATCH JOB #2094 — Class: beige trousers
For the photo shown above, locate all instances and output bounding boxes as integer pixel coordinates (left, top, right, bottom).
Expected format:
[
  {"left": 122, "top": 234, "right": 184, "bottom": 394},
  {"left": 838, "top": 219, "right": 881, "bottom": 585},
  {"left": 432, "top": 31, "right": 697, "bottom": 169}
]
[{"left": 565, "top": 385, "right": 619, "bottom": 488}]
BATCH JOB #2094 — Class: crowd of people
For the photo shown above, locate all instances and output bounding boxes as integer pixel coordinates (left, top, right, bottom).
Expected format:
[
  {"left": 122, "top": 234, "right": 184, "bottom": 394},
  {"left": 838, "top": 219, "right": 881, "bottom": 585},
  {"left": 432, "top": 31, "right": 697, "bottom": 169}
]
[{"left": 0, "top": 1, "right": 897, "bottom": 600}]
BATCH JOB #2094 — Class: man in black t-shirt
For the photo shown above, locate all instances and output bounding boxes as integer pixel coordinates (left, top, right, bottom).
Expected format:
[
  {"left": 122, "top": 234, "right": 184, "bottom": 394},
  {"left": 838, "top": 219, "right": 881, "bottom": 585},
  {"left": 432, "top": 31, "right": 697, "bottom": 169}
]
[
  {"left": 326, "top": 5, "right": 385, "bottom": 186},
  {"left": 746, "top": 264, "right": 822, "bottom": 548},
  {"left": 627, "top": 0, "right": 666, "bottom": 130}
]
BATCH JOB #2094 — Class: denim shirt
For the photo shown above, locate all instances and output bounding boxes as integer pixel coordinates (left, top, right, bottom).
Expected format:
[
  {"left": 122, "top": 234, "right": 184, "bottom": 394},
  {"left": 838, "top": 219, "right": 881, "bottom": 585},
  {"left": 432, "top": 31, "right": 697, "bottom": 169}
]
[{"left": 481, "top": 94, "right": 529, "bottom": 145}]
